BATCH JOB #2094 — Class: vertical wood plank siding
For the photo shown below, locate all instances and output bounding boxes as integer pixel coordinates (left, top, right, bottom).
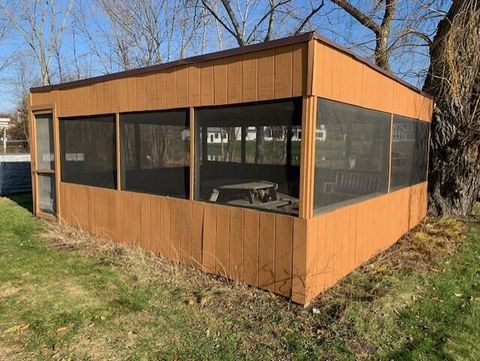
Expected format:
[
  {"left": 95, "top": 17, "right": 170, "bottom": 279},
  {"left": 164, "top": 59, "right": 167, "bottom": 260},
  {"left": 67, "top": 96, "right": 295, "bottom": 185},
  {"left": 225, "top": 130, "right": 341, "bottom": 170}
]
[
  {"left": 59, "top": 183, "right": 298, "bottom": 298},
  {"left": 32, "top": 44, "right": 308, "bottom": 114},
  {"left": 312, "top": 41, "right": 432, "bottom": 122},
  {"left": 301, "top": 182, "right": 428, "bottom": 304}
]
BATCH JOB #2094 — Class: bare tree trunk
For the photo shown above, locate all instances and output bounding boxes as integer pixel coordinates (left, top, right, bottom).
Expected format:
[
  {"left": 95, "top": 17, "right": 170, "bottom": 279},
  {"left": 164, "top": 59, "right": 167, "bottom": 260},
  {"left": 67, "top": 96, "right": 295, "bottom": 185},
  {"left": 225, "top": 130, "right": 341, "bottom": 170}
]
[
  {"left": 330, "top": 0, "right": 396, "bottom": 71},
  {"left": 423, "top": 0, "right": 480, "bottom": 216}
]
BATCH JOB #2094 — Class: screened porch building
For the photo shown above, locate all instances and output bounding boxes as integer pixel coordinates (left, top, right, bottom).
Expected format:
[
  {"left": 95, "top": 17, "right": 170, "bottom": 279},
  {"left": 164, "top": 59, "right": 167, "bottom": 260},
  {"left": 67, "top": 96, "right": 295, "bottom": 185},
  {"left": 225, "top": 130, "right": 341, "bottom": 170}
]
[{"left": 29, "top": 32, "right": 432, "bottom": 305}]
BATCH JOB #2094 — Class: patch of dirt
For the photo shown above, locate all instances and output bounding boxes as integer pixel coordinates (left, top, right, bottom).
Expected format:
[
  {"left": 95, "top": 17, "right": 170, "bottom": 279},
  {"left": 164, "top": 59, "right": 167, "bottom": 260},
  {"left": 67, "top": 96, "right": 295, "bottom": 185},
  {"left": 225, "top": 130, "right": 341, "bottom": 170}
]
[
  {"left": 0, "top": 287, "right": 21, "bottom": 298},
  {"left": 0, "top": 347, "right": 14, "bottom": 358}
]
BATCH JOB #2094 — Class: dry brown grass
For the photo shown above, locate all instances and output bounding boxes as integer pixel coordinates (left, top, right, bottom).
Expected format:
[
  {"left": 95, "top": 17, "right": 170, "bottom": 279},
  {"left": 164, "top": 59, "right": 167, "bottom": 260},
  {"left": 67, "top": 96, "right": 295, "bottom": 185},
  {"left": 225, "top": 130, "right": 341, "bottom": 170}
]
[
  {"left": 311, "top": 216, "right": 466, "bottom": 307},
  {"left": 43, "top": 216, "right": 467, "bottom": 312},
  {"left": 42, "top": 216, "right": 467, "bottom": 319},
  {"left": 42, "top": 222, "right": 284, "bottom": 312}
]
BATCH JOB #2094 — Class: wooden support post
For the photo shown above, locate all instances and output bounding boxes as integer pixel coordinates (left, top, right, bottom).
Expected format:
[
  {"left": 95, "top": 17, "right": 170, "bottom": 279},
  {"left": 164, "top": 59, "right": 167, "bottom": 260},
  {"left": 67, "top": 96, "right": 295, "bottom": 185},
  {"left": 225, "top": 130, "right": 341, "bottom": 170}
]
[
  {"left": 298, "top": 96, "right": 317, "bottom": 219},
  {"left": 189, "top": 107, "right": 195, "bottom": 200},
  {"left": 116, "top": 113, "right": 121, "bottom": 191},
  {"left": 299, "top": 37, "right": 318, "bottom": 219},
  {"left": 27, "top": 94, "right": 37, "bottom": 216},
  {"left": 387, "top": 113, "right": 393, "bottom": 193},
  {"left": 52, "top": 104, "right": 62, "bottom": 221}
]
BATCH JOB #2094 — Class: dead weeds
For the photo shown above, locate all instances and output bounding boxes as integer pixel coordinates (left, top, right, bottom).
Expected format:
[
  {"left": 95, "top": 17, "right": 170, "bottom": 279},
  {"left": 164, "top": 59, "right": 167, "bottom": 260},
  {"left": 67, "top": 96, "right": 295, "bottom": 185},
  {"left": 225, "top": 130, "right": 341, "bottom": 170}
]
[
  {"left": 43, "top": 216, "right": 467, "bottom": 317},
  {"left": 307, "top": 216, "right": 468, "bottom": 358},
  {"left": 42, "top": 222, "right": 279, "bottom": 313},
  {"left": 40, "top": 215, "right": 468, "bottom": 360},
  {"left": 311, "top": 216, "right": 466, "bottom": 310}
]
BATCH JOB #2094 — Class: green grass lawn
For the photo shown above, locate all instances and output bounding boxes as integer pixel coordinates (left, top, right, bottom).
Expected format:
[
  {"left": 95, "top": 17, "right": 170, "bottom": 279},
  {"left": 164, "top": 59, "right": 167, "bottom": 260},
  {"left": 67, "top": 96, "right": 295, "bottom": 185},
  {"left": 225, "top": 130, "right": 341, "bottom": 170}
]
[{"left": 0, "top": 196, "right": 479, "bottom": 360}]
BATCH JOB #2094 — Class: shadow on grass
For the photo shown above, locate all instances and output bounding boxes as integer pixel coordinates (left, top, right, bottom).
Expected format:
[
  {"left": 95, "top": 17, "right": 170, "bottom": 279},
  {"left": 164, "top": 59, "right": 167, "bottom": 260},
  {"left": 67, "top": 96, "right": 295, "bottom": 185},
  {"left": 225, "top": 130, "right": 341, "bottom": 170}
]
[{"left": 6, "top": 192, "right": 33, "bottom": 213}]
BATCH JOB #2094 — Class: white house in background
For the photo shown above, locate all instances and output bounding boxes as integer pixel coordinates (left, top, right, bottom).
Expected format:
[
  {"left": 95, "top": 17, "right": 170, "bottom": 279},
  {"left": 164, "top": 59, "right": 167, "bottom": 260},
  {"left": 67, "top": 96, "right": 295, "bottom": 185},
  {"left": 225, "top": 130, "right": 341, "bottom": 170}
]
[
  {"left": 0, "top": 117, "right": 10, "bottom": 128},
  {"left": 316, "top": 124, "right": 327, "bottom": 141},
  {"left": 241, "top": 127, "right": 257, "bottom": 141},
  {"left": 207, "top": 127, "right": 229, "bottom": 143},
  {"left": 206, "top": 125, "right": 327, "bottom": 144},
  {"left": 0, "top": 117, "right": 11, "bottom": 154},
  {"left": 242, "top": 126, "right": 304, "bottom": 142}
]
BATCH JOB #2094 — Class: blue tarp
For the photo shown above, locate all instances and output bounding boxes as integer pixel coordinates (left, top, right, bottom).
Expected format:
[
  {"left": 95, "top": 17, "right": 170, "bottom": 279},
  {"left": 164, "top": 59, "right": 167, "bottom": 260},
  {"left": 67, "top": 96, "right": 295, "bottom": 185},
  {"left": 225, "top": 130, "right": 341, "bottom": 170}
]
[{"left": 0, "top": 154, "right": 32, "bottom": 195}]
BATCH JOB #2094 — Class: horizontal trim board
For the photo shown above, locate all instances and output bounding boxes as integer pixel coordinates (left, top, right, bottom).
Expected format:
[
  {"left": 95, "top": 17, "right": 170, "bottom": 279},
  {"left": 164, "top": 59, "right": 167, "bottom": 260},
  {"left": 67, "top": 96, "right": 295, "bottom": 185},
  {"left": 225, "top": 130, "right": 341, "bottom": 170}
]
[{"left": 316, "top": 96, "right": 430, "bottom": 123}]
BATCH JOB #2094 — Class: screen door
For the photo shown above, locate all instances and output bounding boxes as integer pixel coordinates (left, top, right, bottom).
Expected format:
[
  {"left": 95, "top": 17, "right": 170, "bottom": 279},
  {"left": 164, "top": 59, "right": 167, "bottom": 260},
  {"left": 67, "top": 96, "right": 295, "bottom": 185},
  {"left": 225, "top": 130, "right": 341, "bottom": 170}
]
[{"left": 33, "top": 112, "right": 57, "bottom": 216}]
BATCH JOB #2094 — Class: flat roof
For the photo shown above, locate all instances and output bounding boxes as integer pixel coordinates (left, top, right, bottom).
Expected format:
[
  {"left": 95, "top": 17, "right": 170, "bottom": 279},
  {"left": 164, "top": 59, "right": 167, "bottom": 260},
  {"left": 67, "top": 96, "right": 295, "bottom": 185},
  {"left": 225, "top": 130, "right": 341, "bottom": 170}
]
[{"left": 30, "top": 32, "right": 431, "bottom": 99}]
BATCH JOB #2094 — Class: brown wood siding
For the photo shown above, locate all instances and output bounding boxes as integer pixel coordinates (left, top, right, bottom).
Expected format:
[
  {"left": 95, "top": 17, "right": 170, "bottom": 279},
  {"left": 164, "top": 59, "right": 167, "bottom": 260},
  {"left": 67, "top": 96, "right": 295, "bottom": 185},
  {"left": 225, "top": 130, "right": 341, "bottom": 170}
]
[
  {"left": 32, "top": 44, "right": 308, "bottom": 116},
  {"left": 312, "top": 40, "right": 432, "bottom": 122},
  {"left": 58, "top": 180, "right": 426, "bottom": 305},
  {"left": 301, "top": 181, "right": 428, "bottom": 305},
  {"left": 59, "top": 182, "right": 298, "bottom": 298}
]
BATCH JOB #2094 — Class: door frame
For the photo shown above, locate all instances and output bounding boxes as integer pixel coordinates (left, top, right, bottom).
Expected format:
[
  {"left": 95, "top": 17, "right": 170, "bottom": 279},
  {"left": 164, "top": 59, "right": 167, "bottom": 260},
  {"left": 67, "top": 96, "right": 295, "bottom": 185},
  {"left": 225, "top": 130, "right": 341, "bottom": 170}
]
[{"left": 29, "top": 102, "right": 61, "bottom": 221}]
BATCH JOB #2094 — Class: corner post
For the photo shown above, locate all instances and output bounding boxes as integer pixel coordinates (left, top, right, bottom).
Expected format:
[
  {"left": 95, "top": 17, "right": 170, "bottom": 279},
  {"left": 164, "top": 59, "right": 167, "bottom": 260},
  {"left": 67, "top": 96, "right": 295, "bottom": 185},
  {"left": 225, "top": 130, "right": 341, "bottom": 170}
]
[{"left": 299, "top": 37, "right": 317, "bottom": 220}]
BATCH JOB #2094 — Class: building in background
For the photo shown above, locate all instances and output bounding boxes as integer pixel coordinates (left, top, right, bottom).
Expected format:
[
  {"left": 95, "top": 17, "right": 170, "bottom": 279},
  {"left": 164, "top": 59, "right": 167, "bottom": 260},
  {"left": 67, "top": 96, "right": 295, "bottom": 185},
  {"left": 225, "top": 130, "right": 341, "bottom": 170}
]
[{"left": 0, "top": 116, "right": 11, "bottom": 154}]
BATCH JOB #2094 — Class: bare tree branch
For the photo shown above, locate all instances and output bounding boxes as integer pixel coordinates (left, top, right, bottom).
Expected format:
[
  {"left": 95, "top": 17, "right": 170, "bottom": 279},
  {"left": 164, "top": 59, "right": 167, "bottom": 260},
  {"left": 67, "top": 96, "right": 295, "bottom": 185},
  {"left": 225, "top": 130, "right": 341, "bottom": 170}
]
[
  {"left": 330, "top": 0, "right": 381, "bottom": 34},
  {"left": 295, "top": 0, "right": 324, "bottom": 35},
  {"left": 219, "top": 0, "right": 246, "bottom": 45},
  {"left": 0, "top": 0, "right": 74, "bottom": 85},
  {"left": 329, "top": 0, "right": 397, "bottom": 70}
]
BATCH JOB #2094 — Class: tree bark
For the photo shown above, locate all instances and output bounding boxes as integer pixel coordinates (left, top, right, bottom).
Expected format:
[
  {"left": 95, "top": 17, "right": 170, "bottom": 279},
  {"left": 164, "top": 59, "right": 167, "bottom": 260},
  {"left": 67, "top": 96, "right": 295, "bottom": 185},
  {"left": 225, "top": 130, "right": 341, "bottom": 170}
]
[{"left": 423, "top": 0, "right": 480, "bottom": 216}]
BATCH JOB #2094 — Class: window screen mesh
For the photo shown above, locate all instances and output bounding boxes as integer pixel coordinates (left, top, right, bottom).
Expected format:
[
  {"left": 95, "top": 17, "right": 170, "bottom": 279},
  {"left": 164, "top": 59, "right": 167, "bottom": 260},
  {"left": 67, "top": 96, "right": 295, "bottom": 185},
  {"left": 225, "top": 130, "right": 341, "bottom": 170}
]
[
  {"left": 35, "top": 114, "right": 55, "bottom": 170},
  {"left": 121, "top": 110, "right": 189, "bottom": 198},
  {"left": 196, "top": 99, "right": 302, "bottom": 215},
  {"left": 38, "top": 173, "right": 56, "bottom": 214},
  {"left": 314, "top": 98, "right": 390, "bottom": 212},
  {"left": 204, "top": 125, "right": 301, "bottom": 165},
  {"left": 390, "top": 116, "right": 429, "bottom": 190},
  {"left": 416, "top": 121, "right": 429, "bottom": 182},
  {"left": 60, "top": 115, "right": 116, "bottom": 188}
]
